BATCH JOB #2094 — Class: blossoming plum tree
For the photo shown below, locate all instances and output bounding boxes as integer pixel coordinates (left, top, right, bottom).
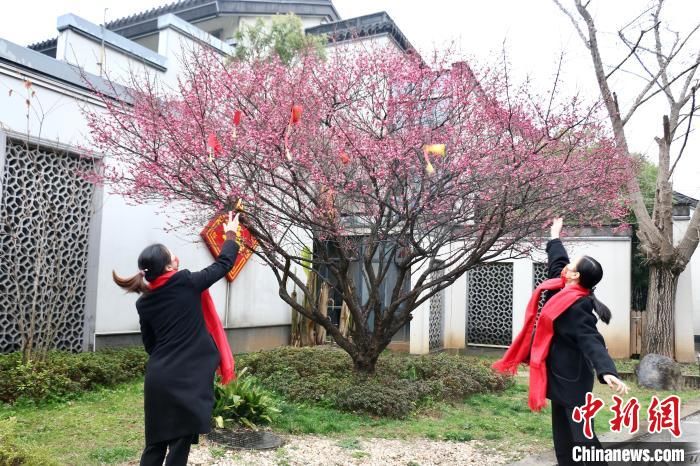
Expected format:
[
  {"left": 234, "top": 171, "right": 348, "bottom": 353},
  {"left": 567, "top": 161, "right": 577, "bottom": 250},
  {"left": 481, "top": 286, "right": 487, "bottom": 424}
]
[{"left": 87, "top": 46, "right": 631, "bottom": 373}]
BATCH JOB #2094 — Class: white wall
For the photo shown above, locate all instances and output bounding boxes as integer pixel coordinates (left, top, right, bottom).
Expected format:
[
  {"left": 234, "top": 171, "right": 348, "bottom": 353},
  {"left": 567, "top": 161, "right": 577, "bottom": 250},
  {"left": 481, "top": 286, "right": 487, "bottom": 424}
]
[
  {"left": 424, "top": 237, "right": 632, "bottom": 358},
  {"left": 537, "top": 238, "right": 632, "bottom": 359},
  {"left": 0, "top": 69, "right": 100, "bottom": 146},
  {"left": 690, "top": 208, "right": 700, "bottom": 337},
  {"left": 409, "top": 256, "right": 431, "bottom": 354},
  {"left": 156, "top": 14, "right": 234, "bottom": 88},
  {"left": 325, "top": 34, "right": 402, "bottom": 55},
  {"left": 55, "top": 23, "right": 165, "bottom": 87},
  {"left": 673, "top": 213, "right": 698, "bottom": 361}
]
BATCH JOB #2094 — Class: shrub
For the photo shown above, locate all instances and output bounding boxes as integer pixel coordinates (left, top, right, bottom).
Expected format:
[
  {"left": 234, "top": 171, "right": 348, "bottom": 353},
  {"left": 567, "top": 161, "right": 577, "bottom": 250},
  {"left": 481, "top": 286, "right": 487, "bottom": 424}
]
[
  {"left": 0, "top": 348, "right": 147, "bottom": 404},
  {"left": 332, "top": 378, "right": 416, "bottom": 418},
  {"left": 237, "top": 347, "right": 513, "bottom": 418},
  {"left": 212, "top": 367, "right": 280, "bottom": 429},
  {"left": 0, "top": 418, "right": 57, "bottom": 465}
]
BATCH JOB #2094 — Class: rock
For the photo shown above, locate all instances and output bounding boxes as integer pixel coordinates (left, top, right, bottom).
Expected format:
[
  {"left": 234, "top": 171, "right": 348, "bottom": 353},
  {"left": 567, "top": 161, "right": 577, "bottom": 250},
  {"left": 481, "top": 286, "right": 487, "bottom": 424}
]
[{"left": 637, "top": 354, "right": 682, "bottom": 390}]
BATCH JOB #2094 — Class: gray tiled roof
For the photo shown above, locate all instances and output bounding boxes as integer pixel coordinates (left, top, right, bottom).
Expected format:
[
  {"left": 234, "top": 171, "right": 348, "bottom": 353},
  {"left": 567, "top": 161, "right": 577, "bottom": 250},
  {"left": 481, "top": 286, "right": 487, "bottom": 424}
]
[
  {"left": 674, "top": 191, "right": 698, "bottom": 207},
  {"left": 28, "top": 0, "right": 341, "bottom": 54},
  {"left": 305, "top": 11, "right": 414, "bottom": 52},
  {"left": 0, "top": 37, "right": 128, "bottom": 100}
]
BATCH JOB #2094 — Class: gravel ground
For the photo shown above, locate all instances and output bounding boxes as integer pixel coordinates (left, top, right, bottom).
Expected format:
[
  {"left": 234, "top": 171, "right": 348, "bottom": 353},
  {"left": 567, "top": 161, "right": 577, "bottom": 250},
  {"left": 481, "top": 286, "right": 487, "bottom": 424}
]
[{"left": 183, "top": 434, "right": 518, "bottom": 466}]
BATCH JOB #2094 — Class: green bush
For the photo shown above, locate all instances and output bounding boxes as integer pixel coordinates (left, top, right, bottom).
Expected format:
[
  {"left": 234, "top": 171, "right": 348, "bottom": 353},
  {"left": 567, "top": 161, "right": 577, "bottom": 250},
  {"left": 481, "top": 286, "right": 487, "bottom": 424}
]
[
  {"left": 332, "top": 378, "right": 417, "bottom": 418},
  {"left": 237, "top": 347, "right": 513, "bottom": 418},
  {"left": 0, "top": 348, "right": 147, "bottom": 404},
  {"left": 212, "top": 367, "right": 280, "bottom": 429},
  {"left": 0, "top": 418, "right": 57, "bottom": 465}
]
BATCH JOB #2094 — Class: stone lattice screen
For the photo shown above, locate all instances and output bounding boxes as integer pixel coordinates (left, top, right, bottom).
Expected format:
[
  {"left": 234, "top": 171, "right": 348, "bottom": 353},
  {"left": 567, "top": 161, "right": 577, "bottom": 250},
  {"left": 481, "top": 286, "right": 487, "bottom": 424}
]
[
  {"left": 533, "top": 262, "right": 549, "bottom": 310},
  {"left": 533, "top": 262, "right": 549, "bottom": 288},
  {"left": 0, "top": 137, "right": 95, "bottom": 352},
  {"left": 428, "top": 268, "right": 445, "bottom": 351},
  {"left": 466, "top": 263, "right": 513, "bottom": 346}
]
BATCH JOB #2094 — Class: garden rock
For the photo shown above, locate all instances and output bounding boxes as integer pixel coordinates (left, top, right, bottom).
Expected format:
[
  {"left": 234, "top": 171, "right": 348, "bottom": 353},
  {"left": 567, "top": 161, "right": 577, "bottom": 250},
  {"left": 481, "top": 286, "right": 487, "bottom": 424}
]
[{"left": 637, "top": 353, "right": 682, "bottom": 390}]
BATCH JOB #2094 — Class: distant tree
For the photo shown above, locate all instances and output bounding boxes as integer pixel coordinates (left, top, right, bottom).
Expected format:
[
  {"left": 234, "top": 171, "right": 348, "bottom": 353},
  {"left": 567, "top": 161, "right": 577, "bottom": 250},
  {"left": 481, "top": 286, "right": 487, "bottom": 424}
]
[
  {"left": 233, "top": 13, "right": 325, "bottom": 64},
  {"left": 555, "top": 0, "right": 700, "bottom": 358},
  {"left": 629, "top": 156, "right": 658, "bottom": 311}
]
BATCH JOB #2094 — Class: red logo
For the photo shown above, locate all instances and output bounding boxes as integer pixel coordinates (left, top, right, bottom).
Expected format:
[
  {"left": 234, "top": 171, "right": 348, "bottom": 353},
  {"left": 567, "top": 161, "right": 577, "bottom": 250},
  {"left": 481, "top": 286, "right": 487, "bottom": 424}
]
[
  {"left": 648, "top": 395, "right": 682, "bottom": 437},
  {"left": 572, "top": 392, "right": 605, "bottom": 439},
  {"left": 609, "top": 395, "right": 640, "bottom": 434}
]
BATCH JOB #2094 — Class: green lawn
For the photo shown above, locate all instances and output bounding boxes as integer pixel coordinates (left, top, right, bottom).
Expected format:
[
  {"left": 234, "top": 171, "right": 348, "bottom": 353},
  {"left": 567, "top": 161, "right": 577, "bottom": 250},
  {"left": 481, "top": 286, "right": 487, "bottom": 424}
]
[
  {"left": 0, "top": 383, "right": 144, "bottom": 465},
  {"left": 2, "top": 371, "right": 698, "bottom": 465}
]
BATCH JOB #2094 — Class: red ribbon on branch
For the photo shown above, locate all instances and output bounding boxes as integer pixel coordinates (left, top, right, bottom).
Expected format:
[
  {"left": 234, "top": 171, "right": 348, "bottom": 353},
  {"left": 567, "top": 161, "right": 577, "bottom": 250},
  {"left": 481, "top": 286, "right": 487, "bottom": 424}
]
[{"left": 284, "top": 105, "right": 303, "bottom": 161}]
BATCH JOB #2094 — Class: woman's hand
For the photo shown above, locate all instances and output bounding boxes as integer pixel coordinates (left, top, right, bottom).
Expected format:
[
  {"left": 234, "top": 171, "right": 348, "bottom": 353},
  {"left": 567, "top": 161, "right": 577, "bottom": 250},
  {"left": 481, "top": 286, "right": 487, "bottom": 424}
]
[
  {"left": 223, "top": 211, "right": 240, "bottom": 237},
  {"left": 603, "top": 374, "right": 630, "bottom": 395},
  {"left": 550, "top": 217, "right": 564, "bottom": 239}
]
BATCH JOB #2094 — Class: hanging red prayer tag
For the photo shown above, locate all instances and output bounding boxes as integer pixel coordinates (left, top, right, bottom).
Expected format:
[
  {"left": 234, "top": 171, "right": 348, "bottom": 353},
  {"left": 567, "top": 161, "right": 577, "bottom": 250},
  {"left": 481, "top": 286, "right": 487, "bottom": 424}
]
[
  {"left": 207, "top": 133, "right": 222, "bottom": 161},
  {"left": 233, "top": 110, "right": 242, "bottom": 126},
  {"left": 339, "top": 151, "right": 350, "bottom": 165},
  {"left": 207, "top": 133, "right": 222, "bottom": 154},
  {"left": 290, "top": 105, "right": 302, "bottom": 124}
]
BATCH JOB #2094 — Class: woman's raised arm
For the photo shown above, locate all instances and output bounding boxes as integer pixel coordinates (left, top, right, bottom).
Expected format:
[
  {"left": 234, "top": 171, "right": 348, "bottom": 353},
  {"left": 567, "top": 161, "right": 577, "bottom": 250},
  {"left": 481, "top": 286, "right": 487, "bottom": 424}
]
[
  {"left": 189, "top": 212, "right": 241, "bottom": 292},
  {"left": 546, "top": 217, "right": 569, "bottom": 279}
]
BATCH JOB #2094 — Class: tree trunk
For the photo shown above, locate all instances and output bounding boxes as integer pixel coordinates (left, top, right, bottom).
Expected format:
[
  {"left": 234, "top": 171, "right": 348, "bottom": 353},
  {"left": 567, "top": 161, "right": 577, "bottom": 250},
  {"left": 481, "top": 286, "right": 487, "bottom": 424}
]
[
  {"left": 642, "top": 264, "right": 679, "bottom": 358},
  {"left": 352, "top": 353, "right": 379, "bottom": 374}
]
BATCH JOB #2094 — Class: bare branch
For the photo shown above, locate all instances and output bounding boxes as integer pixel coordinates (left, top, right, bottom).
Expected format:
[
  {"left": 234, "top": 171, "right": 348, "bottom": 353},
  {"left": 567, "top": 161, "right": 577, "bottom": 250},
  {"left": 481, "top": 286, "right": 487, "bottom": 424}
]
[
  {"left": 552, "top": 0, "right": 589, "bottom": 47},
  {"left": 669, "top": 86, "right": 696, "bottom": 178},
  {"left": 608, "top": 24, "right": 656, "bottom": 80}
]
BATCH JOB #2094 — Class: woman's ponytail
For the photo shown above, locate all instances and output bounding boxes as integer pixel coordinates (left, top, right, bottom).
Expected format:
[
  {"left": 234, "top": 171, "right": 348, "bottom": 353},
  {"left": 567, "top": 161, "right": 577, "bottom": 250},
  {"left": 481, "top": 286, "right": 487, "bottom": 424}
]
[
  {"left": 113, "top": 270, "right": 149, "bottom": 294},
  {"left": 113, "top": 243, "right": 171, "bottom": 294},
  {"left": 590, "top": 291, "right": 611, "bottom": 324}
]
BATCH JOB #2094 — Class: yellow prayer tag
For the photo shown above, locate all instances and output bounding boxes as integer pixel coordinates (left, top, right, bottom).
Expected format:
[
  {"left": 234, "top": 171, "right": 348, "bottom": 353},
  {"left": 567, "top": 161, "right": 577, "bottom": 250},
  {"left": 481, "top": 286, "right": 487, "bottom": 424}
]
[{"left": 423, "top": 144, "right": 446, "bottom": 156}]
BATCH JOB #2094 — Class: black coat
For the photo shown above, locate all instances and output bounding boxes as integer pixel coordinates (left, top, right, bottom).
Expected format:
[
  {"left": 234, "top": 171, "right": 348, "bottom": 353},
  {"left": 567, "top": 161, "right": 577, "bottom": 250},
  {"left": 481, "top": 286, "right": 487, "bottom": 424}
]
[
  {"left": 136, "top": 240, "right": 239, "bottom": 445},
  {"left": 543, "top": 239, "right": 618, "bottom": 407}
]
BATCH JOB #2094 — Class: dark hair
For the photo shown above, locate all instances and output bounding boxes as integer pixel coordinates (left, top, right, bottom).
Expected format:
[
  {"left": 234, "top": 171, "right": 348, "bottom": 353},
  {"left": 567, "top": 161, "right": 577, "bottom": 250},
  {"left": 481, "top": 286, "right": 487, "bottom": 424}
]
[
  {"left": 576, "top": 255, "right": 611, "bottom": 324},
  {"left": 112, "top": 244, "right": 171, "bottom": 294}
]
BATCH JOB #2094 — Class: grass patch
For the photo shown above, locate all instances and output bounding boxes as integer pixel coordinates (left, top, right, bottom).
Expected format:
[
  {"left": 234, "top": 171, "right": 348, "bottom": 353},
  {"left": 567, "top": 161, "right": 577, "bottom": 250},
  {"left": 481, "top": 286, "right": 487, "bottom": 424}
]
[
  {"left": 0, "top": 381, "right": 144, "bottom": 465},
  {"left": 209, "top": 446, "right": 227, "bottom": 459},
  {"left": 3, "top": 351, "right": 699, "bottom": 464},
  {"left": 336, "top": 438, "right": 362, "bottom": 449},
  {"left": 0, "top": 417, "right": 57, "bottom": 465},
  {"left": 351, "top": 450, "right": 370, "bottom": 459},
  {"left": 88, "top": 446, "right": 137, "bottom": 463},
  {"left": 275, "top": 446, "right": 292, "bottom": 466}
]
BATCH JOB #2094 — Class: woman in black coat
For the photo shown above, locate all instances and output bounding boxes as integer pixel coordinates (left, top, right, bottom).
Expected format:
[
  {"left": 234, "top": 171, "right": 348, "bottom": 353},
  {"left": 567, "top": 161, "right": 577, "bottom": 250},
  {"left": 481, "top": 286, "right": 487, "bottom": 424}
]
[
  {"left": 114, "top": 214, "right": 240, "bottom": 466},
  {"left": 544, "top": 218, "right": 629, "bottom": 465}
]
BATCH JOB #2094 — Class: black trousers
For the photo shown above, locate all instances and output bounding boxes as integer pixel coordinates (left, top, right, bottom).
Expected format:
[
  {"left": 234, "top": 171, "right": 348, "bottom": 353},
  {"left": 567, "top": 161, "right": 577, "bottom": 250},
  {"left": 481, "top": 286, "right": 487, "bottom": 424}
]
[
  {"left": 551, "top": 402, "right": 608, "bottom": 466},
  {"left": 140, "top": 434, "right": 197, "bottom": 466}
]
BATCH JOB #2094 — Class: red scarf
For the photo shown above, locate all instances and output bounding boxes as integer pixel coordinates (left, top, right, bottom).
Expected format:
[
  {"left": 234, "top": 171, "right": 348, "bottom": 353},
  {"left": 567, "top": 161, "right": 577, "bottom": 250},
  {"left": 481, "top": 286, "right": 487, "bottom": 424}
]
[
  {"left": 492, "top": 276, "right": 589, "bottom": 411},
  {"left": 147, "top": 271, "right": 235, "bottom": 384}
]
